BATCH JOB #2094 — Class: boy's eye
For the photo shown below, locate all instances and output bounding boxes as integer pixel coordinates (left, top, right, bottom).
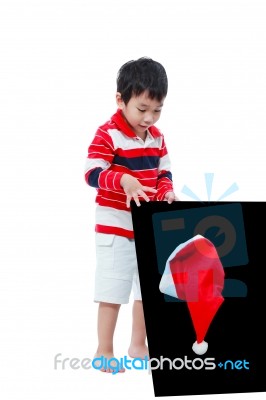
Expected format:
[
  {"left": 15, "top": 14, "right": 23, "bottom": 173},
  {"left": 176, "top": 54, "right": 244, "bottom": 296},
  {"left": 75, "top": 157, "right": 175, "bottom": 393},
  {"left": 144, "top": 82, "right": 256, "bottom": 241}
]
[{"left": 137, "top": 108, "right": 162, "bottom": 113}]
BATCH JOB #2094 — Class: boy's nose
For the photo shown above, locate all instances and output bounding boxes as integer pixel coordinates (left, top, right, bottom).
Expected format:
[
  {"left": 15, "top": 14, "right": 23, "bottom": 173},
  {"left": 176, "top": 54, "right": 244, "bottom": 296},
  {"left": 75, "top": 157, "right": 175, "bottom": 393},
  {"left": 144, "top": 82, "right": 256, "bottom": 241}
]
[{"left": 143, "top": 113, "right": 153, "bottom": 124}]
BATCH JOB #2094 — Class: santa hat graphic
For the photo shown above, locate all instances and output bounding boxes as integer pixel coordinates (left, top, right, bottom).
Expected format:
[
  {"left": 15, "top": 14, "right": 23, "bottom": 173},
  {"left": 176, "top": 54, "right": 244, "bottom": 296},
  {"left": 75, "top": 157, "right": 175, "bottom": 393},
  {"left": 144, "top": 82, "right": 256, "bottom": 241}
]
[{"left": 159, "top": 234, "right": 225, "bottom": 355}]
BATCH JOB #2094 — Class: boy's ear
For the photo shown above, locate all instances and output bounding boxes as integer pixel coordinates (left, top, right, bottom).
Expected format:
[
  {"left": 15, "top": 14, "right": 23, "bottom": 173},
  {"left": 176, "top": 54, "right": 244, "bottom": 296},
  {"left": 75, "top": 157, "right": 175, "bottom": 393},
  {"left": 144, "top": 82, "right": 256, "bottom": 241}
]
[{"left": 116, "top": 92, "right": 124, "bottom": 109}]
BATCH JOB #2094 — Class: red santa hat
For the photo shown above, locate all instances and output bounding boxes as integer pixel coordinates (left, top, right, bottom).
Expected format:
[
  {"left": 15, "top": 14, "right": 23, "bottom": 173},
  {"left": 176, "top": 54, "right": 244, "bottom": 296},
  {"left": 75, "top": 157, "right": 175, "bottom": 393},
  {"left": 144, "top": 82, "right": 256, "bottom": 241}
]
[{"left": 159, "top": 234, "right": 225, "bottom": 355}]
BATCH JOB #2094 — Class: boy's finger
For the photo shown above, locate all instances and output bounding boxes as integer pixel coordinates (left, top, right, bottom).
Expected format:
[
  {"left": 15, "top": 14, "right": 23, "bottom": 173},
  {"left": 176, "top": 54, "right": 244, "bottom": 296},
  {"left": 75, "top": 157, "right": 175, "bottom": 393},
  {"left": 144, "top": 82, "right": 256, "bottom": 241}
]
[
  {"left": 126, "top": 195, "right": 132, "bottom": 208},
  {"left": 136, "top": 189, "right": 150, "bottom": 202},
  {"left": 142, "top": 186, "right": 157, "bottom": 193},
  {"left": 163, "top": 194, "right": 175, "bottom": 204},
  {"left": 168, "top": 196, "right": 175, "bottom": 204},
  {"left": 132, "top": 193, "right": 141, "bottom": 207}
]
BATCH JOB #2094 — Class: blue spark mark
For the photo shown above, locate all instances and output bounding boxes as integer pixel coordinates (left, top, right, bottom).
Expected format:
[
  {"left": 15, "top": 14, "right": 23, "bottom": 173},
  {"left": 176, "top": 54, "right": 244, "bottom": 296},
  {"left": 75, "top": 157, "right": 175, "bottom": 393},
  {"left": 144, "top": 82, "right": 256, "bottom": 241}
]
[
  {"left": 217, "top": 182, "right": 239, "bottom": 201},
  {"left": 205, "top": 173, "right": 214, "bottom": 201},
  {"left": 181, "top": 174, "right": 239, "bottom": 201},
  {"left": 181, "top": 185, "right": 202, "bottom": 201}
]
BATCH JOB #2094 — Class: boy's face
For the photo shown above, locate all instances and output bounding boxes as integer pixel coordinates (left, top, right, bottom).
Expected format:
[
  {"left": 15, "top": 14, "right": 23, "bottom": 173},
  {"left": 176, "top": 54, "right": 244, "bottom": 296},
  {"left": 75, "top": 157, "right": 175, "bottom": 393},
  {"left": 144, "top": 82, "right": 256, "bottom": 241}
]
[{"left": 116, "top": 91, "right": 164, "bottom": 137}]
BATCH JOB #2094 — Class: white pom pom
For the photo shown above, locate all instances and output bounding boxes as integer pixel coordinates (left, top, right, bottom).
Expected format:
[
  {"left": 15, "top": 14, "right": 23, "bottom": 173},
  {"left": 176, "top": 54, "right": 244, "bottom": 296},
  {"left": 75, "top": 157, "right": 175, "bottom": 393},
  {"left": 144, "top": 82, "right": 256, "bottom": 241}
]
[{"left": 192, "top": 341, "right": 208, "bottom": 355}]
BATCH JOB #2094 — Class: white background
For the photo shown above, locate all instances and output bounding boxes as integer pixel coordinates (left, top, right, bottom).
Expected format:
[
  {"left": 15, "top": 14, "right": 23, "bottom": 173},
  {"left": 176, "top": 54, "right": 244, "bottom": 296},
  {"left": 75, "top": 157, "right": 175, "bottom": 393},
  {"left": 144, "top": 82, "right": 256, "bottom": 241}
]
[{"left": 0, "top": 0, "right": 265, "bottom": 399}]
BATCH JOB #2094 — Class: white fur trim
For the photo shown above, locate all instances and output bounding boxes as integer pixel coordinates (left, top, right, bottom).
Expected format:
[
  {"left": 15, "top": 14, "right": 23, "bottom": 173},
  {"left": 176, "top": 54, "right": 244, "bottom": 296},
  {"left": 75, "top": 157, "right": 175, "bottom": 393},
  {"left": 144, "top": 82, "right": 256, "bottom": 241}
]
[{"left": 192, "top": 341, "right": 208, "bottom": 355}]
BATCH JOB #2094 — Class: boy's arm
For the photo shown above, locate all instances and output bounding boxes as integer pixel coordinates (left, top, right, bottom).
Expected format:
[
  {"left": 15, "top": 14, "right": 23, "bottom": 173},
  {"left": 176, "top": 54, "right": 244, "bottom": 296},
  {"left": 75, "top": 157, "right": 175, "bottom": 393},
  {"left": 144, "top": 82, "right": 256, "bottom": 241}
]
[
  {"left": 155, "top": 136, "right": 178, "bottom": 202},
  {"left": 85, "top": 128, "right": 157, "bottom": 207},
  {"left": 84, "top": 128, "right": 124, "bottom": 191}
]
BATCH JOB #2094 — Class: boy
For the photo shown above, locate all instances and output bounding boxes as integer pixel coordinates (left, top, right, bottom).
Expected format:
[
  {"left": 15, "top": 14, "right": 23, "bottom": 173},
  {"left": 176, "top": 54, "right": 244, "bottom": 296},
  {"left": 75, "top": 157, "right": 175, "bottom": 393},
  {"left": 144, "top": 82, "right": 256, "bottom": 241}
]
[{"left": 84, "top": 57, "right": 177, "bottom": 373}]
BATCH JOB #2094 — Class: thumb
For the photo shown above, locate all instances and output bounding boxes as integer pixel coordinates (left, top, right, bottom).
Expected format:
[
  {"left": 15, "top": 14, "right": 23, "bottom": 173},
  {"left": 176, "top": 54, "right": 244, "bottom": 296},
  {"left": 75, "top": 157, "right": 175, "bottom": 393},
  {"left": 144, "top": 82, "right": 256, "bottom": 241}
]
[{"left": 141, "top": 186, "right": 157, "bottom": 193}]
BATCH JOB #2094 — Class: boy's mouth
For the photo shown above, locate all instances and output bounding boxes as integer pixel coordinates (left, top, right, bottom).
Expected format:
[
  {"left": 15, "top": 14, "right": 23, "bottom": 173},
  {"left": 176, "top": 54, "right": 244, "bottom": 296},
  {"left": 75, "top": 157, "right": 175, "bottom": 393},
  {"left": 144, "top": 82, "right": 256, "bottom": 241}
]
[{"left": 139, "top": 124, "right": 149, "bottom": 129}]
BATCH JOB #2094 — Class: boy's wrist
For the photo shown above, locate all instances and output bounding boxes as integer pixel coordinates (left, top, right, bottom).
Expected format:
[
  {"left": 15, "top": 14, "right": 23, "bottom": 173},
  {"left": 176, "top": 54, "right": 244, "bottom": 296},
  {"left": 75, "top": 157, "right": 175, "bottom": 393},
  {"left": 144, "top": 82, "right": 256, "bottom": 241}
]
[{"left": 120, "top": 173, "right": 130, "bottom": 188}]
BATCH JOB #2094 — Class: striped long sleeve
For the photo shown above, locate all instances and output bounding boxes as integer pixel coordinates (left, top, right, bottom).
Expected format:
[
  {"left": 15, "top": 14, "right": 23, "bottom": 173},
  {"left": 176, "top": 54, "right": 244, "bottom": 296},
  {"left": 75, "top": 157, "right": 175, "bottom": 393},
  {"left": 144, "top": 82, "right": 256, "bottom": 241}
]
[
  {"left": 85, "top": 127, "right": 124, "bottom": 192},
  {"left": 155, "top": 136, "right": 174, "bottom": 200}
]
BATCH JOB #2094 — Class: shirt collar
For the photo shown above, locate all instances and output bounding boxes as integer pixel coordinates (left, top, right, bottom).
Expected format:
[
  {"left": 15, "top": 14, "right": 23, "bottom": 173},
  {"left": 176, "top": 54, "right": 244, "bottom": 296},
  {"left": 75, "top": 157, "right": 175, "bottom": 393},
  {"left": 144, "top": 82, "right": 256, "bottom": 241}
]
[{"left": 111, "top": 109, "right": 162, "bottom": 139}]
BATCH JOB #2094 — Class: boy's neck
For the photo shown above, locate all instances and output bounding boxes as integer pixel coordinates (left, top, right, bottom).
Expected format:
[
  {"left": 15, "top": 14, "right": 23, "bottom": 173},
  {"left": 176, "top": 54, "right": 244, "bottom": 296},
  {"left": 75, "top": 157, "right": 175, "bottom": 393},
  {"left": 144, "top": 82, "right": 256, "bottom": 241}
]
[{"left": 136, "top": 130, "right": 147, "bottom": 141}]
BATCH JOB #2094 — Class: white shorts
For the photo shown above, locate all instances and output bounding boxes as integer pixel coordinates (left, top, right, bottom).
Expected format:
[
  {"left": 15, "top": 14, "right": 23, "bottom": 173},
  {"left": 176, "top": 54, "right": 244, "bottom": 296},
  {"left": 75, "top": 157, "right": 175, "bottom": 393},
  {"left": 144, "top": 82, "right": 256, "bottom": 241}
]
[{"left": 94, "top": 233, "right": 142, "bottom": 304}]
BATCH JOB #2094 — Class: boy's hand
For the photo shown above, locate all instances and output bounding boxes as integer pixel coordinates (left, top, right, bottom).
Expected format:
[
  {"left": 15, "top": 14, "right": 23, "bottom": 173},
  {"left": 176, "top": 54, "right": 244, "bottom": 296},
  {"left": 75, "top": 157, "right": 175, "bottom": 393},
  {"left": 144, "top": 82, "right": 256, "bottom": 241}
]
[
  {"left": 120, "top": 174, "right": 157, "bottom": 208},
  {"left": 163, "top": 191, "right": 180, "bottom": 204}
]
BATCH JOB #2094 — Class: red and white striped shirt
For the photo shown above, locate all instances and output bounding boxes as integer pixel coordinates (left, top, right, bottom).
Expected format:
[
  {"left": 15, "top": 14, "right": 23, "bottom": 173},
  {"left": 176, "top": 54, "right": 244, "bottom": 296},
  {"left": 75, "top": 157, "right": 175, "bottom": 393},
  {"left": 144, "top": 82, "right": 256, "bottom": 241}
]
[{"left": 84, "top": 109, "right": 174, "bottom": 238}]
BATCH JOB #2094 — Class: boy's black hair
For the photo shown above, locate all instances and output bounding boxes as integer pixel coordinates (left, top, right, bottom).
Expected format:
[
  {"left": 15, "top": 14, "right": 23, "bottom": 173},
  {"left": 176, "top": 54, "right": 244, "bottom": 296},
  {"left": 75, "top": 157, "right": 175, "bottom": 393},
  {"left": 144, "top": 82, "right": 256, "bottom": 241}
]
[{"left": 116, "top": 57, "right": 168, "bottom": 105}]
